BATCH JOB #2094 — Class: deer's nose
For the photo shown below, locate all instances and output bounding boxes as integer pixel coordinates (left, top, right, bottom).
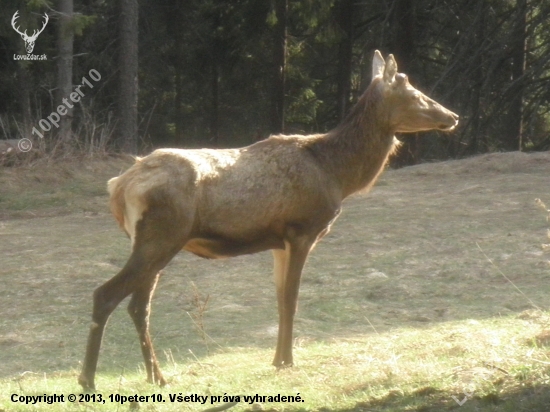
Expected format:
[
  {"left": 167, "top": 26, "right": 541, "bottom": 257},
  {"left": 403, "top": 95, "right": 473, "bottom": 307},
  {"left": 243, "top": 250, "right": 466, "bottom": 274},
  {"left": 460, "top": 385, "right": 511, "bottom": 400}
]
[{"left": 450, "top": 112, "right": 459, "bottom": 125}]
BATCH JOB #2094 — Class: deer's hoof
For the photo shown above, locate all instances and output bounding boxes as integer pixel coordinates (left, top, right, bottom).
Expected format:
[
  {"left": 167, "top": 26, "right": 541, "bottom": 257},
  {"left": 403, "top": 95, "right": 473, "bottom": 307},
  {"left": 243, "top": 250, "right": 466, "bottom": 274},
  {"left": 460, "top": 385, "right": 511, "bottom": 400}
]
[
  {"left": 148, "top": 373, "right": 167, "bottom": 387},
  {"left": 274, "top": 362, "right": 294, "bottom": 370},
  {"left": 78, "top": 375, "right": 96, "bottom": 392}
]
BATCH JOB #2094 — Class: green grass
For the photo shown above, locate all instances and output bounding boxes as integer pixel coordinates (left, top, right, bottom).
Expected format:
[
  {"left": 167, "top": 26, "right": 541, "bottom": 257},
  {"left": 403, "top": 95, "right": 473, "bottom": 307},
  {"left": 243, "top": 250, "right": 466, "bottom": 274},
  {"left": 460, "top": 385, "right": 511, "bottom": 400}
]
[
  {"left": 2, "top": 316, "right": 550, "bottom": 411},
  {"left": 2, "top": 152, "right": 550, "bottom": 411}
]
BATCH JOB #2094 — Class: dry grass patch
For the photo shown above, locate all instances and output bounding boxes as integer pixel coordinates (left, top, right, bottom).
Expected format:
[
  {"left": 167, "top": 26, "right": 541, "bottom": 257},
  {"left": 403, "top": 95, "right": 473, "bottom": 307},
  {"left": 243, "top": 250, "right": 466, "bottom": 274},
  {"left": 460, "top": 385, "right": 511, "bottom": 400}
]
[{"left": 0, "top": 155, "right": 132, "bottom": 219}]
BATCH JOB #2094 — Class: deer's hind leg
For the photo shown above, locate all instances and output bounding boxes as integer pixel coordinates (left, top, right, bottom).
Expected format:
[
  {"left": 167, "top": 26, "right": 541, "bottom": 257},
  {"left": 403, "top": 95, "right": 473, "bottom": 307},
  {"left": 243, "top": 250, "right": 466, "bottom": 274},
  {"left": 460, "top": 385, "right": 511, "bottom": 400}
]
[
  {"left": 127, "top": 271, "right": 165, "bottom": 386},
  {"left": 79, "top": 250, "right": 149, "bottom": 390},
  {"left": 79, "top": 207, "right": 191, "bottom": 390}
]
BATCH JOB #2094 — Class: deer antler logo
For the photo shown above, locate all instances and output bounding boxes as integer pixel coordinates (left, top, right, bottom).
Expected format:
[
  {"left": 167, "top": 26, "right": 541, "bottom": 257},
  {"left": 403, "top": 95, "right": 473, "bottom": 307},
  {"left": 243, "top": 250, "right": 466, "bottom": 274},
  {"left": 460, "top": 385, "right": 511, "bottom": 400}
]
[{"left": 11, "top": 11, "right": 49, "bottom": 54}]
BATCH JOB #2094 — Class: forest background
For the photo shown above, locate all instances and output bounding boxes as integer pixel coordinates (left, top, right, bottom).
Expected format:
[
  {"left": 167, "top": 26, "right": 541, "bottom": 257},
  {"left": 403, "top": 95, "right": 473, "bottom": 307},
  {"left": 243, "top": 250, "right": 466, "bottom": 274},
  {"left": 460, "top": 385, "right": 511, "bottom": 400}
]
[{"left": 1, "top": 0, "right": 548, "bottom": 166}]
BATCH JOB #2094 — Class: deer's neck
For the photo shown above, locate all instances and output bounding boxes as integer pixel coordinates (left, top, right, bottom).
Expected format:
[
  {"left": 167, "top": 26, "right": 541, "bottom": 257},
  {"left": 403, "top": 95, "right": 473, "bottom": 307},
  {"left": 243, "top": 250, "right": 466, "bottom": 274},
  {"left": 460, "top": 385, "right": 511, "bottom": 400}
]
[{"left": 309, "top": 81, "right": 398, "bottom": 198}]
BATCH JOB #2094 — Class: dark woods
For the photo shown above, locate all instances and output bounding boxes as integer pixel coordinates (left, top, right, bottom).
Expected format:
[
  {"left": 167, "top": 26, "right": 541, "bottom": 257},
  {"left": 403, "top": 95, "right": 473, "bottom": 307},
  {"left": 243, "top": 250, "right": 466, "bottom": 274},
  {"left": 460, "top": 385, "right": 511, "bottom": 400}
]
[{"left": 1, "top": 0, "right": 549, "bottom": 164}]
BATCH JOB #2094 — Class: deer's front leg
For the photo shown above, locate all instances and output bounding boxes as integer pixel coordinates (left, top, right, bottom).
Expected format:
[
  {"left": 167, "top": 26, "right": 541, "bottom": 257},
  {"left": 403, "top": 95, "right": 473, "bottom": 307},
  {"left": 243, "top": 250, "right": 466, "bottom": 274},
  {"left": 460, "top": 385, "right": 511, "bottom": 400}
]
[{"left": 272, "top": 237, "right": 312, "bottom": 367}]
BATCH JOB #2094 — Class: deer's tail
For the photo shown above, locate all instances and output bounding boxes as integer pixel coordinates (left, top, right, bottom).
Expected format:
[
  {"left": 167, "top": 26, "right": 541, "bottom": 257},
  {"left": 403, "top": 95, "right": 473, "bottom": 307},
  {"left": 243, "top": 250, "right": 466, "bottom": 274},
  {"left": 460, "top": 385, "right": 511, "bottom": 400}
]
[{"left": 107, "top": 175, "right": 126, "bottom": 230}]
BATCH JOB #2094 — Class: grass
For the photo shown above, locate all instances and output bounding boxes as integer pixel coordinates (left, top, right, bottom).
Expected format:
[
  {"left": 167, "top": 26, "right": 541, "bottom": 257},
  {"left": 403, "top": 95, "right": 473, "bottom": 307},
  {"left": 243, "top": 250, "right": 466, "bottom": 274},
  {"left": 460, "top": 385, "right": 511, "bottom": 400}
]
[
  {"left": 1, "top": 151, "right": 550, "bottom": 411},
  {"left": 2, "top": 318, "right": 550, "bottom": 411},
  {"left": 0, "top": 155, "right": 131, "bottom": 218}
]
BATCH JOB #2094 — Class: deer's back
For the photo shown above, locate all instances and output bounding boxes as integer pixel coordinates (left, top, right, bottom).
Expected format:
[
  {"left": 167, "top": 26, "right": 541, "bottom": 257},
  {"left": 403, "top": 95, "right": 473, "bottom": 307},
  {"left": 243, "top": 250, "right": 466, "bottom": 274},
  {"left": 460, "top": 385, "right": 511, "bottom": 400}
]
[{"left": 109, "top": 136, "right": 343, "bottom": 256}]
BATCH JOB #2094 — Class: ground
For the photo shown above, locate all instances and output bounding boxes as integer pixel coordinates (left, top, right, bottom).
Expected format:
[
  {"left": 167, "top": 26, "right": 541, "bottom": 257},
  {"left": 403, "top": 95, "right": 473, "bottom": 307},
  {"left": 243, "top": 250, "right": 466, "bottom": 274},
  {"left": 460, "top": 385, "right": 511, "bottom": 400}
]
[{"left": 1, "top": 151, "right": 550, "bottom": 411}]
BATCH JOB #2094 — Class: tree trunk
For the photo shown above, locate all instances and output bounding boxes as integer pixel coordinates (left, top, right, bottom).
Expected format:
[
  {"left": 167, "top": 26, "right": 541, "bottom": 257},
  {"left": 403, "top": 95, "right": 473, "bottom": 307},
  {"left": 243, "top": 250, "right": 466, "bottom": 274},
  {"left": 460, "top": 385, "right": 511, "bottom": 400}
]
[
  {"left": 210, "top": 10, "right": 221, "bottom": 145},
  {"left": 468, "top": 2, "right": 487, "bottom": 155},
  {"left": 502, "top": 0, "right": 527, "bottom": 151},
  {"left": 390, "top": 0, "right": 414, "bottom": 73},
  {"left": 211, "top": 60, "right": 220, "bottom": 145},
  {"left": 271, "top": 0, "right": 287, "bottom": 134},
  {"left": 117, "top": 0, "right": 139, "bottom": 154},
  {"left": 17, "top": 64, "right": 32, "bottom": 141},
  {"left": 335, "top": 0, "right": 354, "bottom": 121},
  {"left": 173, "top": 0, "right": 185, "bottom": 144},
  {"left": 389, "top": 0, "right": 417, "bottom": 167},
  {"left": 56, "top": 0, "right": 74, "bottom": 144}
]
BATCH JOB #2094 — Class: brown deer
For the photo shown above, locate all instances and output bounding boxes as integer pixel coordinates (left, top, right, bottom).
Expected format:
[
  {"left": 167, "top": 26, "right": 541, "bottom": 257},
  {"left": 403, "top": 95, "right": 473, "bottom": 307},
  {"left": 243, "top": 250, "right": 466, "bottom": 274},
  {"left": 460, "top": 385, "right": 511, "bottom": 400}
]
[{"left": 79, "top": 51, "right": 458, "bottom": 390}]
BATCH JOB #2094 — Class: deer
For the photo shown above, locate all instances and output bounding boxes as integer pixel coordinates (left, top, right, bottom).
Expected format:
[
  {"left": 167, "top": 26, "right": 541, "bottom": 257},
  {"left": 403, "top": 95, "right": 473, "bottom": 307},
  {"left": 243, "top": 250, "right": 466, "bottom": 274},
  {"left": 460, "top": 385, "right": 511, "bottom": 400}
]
[
  {"left": 11, "top": 11, "right": 49, "bottom": 54},
  {"left": 78, "top": 50, "right": 458, "bottom": 390}
]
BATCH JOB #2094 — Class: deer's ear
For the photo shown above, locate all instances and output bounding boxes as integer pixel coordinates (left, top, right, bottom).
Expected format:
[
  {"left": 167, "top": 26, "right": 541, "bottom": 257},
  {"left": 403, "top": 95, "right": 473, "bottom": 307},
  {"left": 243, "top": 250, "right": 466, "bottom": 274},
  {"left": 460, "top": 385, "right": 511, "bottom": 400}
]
[
  {"left": 384, "top": 54, "right": 398, "bottom": 83},
  {"left": 372, "top": 50, "right": 385, "bottom": 80}
]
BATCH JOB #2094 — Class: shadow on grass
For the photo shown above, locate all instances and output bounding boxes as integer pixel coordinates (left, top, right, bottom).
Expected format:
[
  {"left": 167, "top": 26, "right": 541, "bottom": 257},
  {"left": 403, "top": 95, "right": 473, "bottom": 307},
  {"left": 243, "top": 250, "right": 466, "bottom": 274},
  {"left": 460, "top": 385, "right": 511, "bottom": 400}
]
[{"left": 309, "top": 382, "right": 550, "bottom": 412}]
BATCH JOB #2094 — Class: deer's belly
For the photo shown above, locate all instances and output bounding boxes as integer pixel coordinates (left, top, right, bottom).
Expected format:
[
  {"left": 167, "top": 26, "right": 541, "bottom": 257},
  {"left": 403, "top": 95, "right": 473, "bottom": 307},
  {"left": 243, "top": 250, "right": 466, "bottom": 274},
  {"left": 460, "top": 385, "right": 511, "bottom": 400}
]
[{"left": 183, "top": 235, "right": 284, "bottom": 259}]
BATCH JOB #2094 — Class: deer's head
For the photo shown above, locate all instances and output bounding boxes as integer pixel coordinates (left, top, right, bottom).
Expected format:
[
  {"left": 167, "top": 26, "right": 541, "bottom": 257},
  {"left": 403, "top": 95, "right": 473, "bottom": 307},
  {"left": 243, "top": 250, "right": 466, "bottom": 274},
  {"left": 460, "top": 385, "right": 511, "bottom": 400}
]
[
  {"left": 372, "top": 50, "right": 458, "bottom": 133},
  {"left": 12, "top": 11, "right": 49, "bottom": 54}
]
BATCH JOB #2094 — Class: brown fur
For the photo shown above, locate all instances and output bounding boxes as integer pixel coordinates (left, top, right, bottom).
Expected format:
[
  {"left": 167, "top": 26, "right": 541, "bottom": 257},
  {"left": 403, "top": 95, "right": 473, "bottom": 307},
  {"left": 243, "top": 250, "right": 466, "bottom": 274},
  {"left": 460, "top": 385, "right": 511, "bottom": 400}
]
[{"left": 79, "top": 51, "right": 458, "bottom": 390}]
